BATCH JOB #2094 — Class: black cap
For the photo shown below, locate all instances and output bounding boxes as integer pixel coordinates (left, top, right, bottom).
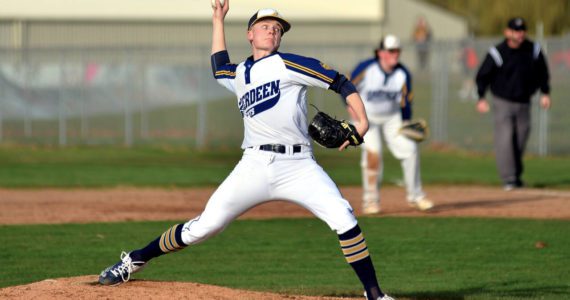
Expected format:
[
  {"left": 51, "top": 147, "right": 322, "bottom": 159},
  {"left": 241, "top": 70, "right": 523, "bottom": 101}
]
[
  {"left": 507, "top": 17, "right": 527, "bottom": 31},
  {"left": 247, "top": 8, "right": 291, "bottom": 34}
]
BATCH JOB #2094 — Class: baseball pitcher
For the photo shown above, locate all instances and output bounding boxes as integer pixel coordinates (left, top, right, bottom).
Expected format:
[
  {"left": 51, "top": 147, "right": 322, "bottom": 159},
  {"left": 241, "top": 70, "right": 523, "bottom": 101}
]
[{"left": 98, "top": 2, "right": 393, "bottom": 300}]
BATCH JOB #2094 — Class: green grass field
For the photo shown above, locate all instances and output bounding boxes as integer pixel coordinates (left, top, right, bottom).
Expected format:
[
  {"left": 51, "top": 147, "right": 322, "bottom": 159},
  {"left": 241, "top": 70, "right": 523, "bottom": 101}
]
[
  {"left": 0, "top": 146, "right": 569, "bottom": 299},
  {"left": 1, "top": 218, "right": 569, "bottom": 299},
  {"left": 0, "top": 145, "right": 569, "bottom": 188}
]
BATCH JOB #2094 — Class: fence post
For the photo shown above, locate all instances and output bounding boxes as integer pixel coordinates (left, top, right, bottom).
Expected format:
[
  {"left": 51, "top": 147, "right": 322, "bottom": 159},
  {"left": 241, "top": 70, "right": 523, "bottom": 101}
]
[
  {"left": 430, "top": 41, "right": 449, "bottom": 143},
  {"left": 536, "top": 21, "right": 548, "bottom": 156},
  {"left": 59, "top": 52, "right": 67, "bottom": 146},
  {"left": 139, "top": 58, "right": 149, "bottom": 140},
  {"left": 123, "top": 50, "right": 133, "bottom": 147},
  {"left": 80, "top": 57, "right": 88, "bottom": 141},
  {"left": 23, "top": 56, "right": 32, "bottom": 139},
  {"left": 196, "top": 47, "right": 207, "bottom": 148},
  {"left": 0, "top": 52, "right": 3, "bottom": 143}
]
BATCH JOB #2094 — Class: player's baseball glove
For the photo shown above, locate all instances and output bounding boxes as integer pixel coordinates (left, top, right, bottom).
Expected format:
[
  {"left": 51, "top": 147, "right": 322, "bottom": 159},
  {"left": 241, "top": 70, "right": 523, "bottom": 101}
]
[
  {"left": 399, "top": 119, "right": 429, "bottom": 142},
  {"left": 308, "top": 110, "right": 363, "bottom": 148}
]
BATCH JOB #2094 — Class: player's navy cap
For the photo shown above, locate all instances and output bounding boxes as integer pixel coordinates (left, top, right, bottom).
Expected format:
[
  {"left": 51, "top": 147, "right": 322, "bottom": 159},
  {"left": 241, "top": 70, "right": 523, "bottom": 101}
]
[
  {"left": 507, "top": 17, "right": 527, "bottom": 31},
  {"left": 248, "top": 8, "right": 291, "bottom": 34},
  {"left": 378, "top": 34, "right": 401, "bottom": 50}
]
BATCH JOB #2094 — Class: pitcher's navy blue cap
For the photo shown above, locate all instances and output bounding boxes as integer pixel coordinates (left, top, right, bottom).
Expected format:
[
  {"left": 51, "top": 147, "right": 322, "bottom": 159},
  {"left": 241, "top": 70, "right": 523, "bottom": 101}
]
[
  {"left": 248, "top": 8, "right": 291, "bottom": 34},
  {"left": 507, "top": 17, "right": 527, "bottom": 31}
]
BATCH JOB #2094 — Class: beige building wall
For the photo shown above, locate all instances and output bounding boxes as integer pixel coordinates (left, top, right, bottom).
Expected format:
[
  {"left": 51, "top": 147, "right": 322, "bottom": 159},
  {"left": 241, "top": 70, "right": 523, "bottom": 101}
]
[
  {"left": 0, "top": 0, "right": 384, "bottom": 21},
  {"left": 0, "top": 0, "right": 466, "bottom": 50}
]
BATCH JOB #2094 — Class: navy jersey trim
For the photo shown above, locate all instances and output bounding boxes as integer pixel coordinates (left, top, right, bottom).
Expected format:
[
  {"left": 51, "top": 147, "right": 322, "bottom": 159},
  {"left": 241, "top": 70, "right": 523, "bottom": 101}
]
[
  {"left": 350, "top": 58, "right": 376, "bottom": 85},
  {"left": 244, "top": 53, "right": 280, "bottom": 84},
  {"left": 280, "top": 52, "right": 337, "bottom": 84},
  {"left": 397, "top": 63, "right": 413, "bottom": 120}
]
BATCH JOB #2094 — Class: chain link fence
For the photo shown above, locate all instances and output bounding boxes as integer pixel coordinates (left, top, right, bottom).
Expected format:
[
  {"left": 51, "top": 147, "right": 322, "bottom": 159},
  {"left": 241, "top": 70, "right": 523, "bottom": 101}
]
[{"left": 0, "top": 36, "right": 569, "bottom": 154}]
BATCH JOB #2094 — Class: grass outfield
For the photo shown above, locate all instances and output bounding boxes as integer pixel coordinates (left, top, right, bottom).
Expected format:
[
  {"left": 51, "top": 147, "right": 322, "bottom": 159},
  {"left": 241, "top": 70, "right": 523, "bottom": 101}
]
[
  {"left": 0, "top": 146, "right": 569, "bottom": 188},
  {"left": 0, "top": 217, "right": 568, "bottom": 299},
  {"left": 0, "top": 146, "right": 568, "bottom": 298}
]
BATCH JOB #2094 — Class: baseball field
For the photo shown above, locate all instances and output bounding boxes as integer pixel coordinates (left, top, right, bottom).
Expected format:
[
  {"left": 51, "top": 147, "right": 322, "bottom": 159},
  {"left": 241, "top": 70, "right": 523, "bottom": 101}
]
[{"left": 0, "top": 146, "right": 569, "bottom": 299}]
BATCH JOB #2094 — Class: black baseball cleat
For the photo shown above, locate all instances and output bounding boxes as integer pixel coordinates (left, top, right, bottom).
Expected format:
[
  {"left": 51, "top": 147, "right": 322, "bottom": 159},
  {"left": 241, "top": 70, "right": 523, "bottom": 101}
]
[{"left": 99, "top": 251, "right": 146, "bottom": 286}]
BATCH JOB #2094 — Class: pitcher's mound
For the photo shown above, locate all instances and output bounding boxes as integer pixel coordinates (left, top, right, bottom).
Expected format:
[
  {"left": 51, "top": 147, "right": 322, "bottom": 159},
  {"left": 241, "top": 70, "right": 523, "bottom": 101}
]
[{"left": 0, "top": 276, "right": 349, "bottom": 299}]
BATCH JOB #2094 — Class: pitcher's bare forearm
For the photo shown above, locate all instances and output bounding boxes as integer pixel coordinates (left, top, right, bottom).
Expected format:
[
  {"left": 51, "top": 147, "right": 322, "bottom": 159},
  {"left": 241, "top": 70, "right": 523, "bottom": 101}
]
[{"left": 345, "top": 92, "right": 369, "bottom": 137}]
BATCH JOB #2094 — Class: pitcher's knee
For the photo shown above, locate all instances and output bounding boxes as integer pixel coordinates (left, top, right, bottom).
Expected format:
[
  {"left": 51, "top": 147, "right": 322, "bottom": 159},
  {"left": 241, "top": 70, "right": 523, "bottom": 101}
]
[
  {"left": 330, "top": 209, "right": 359, "bottom": 235},
  {"left": 181, "top": 217, "right": 226, "bottom": 245}
]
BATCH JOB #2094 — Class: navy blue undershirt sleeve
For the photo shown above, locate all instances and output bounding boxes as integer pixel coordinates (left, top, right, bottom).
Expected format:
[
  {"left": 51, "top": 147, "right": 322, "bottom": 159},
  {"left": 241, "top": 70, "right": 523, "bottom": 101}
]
[
  {"left": 329, "top": 74, "right": 358, "bottom": 101},
  {"left": 210, "top": 50, "right": 230, "bottom": 76}
]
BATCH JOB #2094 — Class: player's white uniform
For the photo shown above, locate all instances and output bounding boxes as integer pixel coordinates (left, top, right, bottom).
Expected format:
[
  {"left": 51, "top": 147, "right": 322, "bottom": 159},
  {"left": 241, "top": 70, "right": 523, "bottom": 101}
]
[
  {"left": 179, "top": 52, "right": 357, "bottom": 245},
  {"left": 351, "top": 58, "right": 425, "bottom": 205},
  {"left": 99, "top": 11, "right": 388, "bottom": 298}
]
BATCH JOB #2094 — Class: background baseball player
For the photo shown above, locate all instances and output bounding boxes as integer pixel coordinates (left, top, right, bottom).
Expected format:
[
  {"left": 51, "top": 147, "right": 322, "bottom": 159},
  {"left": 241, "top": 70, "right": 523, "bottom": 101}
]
[
  {"left": 98, "top": 1, "right": 393, "bottom": 299},
  {"left": 349, "top": 34, "right": 434, "bottom": 214}
]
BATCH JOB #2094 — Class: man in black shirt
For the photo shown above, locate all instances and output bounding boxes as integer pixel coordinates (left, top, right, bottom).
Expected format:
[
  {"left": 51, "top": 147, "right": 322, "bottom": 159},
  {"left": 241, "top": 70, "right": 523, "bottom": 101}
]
[{"left": 475, "top": 17, "right": 551, "bottom": 191}]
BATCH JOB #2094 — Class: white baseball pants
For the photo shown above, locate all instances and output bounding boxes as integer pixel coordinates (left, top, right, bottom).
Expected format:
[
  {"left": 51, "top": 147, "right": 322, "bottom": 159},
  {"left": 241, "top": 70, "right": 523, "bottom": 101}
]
[{"left": 180, "top": 147, "right": 358, "bottom": 245}]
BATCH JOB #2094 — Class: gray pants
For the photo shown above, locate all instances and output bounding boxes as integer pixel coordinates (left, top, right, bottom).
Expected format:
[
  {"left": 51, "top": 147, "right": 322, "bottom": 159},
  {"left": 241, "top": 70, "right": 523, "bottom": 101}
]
[{"left": 492, "top": 96, "right": 531, "bottom": 184}]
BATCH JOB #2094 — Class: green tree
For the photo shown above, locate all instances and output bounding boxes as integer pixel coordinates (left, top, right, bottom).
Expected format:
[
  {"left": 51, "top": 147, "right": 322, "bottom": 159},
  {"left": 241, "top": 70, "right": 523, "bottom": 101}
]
[{"left": 424, "top": 0, "right": 570, "bottom": 36}]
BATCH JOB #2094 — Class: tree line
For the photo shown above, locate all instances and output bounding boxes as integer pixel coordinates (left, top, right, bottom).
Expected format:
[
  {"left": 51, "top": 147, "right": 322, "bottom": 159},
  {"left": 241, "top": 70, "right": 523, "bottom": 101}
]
[{"left": 424, "top": 0, "right": 570, "bottom": 36}]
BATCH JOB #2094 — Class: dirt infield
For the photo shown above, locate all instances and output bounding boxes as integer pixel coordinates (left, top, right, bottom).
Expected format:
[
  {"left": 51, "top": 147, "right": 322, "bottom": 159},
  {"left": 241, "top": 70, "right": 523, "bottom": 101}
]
[
  {"left": 1, "top": 186, "right": 569, "bottom": 225},
  {"left": 1, "top": 185, "right": 569, "bottom": 299}
]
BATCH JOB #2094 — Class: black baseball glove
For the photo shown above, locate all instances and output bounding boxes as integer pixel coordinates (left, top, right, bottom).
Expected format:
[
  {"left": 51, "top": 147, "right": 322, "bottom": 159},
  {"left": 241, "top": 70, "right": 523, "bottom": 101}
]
[{"left": 308, "top": 111, "right": 363, "bottom": 148}]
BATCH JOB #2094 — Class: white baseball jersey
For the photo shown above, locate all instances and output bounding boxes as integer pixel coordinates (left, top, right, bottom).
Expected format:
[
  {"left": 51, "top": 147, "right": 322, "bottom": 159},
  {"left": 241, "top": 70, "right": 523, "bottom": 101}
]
[
  {"left": 350, "top": 58, "right": 412, "bottom": 120},
  {"left": 214, "top": 52, "right": 338, "bottom": 149},
  {"left": 177, "top": 51, "right": 359, "bottom": 246},
  {"left": 350, "top": 58, "right": 425, "bottom": 205}
]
